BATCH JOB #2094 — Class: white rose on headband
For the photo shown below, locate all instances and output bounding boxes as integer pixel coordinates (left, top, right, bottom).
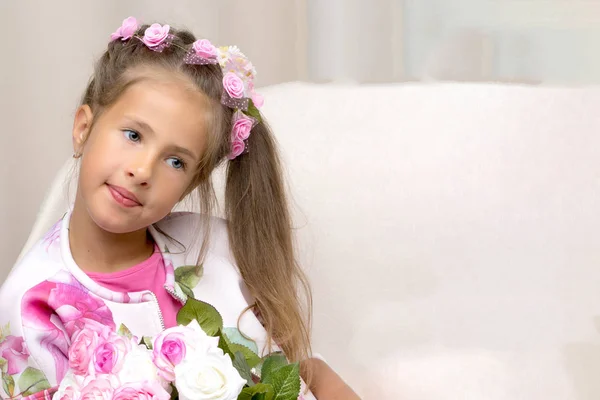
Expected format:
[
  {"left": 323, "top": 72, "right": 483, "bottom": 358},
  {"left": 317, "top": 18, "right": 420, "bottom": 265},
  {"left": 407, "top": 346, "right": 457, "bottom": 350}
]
[
  {"left": 174, "top": 347, "right": 246, "bottom": 400},
  {"left": 223, "top": 72, "right": 245, "bottom": 99},
  {"left": 143, "top": 23, "right": 170, "bottom": 48}
]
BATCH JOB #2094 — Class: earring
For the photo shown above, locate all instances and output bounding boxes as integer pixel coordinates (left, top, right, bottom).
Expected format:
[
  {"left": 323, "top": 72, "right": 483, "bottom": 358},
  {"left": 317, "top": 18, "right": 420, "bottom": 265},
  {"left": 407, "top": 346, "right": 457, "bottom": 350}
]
[{"left": 73, "top": 152, "right": 81, "bottom": 159}]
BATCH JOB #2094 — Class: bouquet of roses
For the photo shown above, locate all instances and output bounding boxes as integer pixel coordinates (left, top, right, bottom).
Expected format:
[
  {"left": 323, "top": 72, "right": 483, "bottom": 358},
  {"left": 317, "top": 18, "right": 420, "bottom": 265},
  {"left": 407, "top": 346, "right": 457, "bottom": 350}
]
[{"left": 53, "top": 297, "right": 303, "bottom": 400}]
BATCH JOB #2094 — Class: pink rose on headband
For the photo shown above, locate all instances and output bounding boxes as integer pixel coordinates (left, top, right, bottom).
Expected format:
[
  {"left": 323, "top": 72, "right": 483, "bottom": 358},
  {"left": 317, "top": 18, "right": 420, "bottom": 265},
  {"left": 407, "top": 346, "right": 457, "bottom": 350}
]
[
  {"left": 229, "top": 139, "right": 246, "bottom": 160},
  {"left": 143, "top": 23, "right": 170, "bottom": 48},
  {"left": 223, "top": 72, "right": 245, "bottom": 99},
  {"left": 111, "top": 17, "right": 138, "bottom": 41},
  {"left": 192, "top": 39, "right": 217, "bottom": 59},
  {"left": 232, "top": 113, "right": 254, "bottom": 141}
]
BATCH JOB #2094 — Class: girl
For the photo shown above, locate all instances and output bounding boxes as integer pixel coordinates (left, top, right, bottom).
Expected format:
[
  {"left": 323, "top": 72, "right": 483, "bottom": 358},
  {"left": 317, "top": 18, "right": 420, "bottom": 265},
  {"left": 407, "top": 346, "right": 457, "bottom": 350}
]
[{"left": 0, "top": 17, "right": 358, "bottom": 399}]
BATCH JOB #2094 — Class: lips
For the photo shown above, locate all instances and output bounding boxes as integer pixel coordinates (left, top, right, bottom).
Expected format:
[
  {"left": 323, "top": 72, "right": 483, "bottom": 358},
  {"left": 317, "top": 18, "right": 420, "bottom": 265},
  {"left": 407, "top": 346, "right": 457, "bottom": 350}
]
[{"left": 106, "top": 184, "right": 142, "bottom": 207}]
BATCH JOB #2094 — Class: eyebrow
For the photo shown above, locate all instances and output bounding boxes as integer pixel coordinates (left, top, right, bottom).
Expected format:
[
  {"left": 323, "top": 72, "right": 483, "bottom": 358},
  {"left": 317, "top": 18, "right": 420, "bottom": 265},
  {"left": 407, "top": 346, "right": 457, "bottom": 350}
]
[{"left": 124, "top": 116, "right": 200, "bottom": 162}]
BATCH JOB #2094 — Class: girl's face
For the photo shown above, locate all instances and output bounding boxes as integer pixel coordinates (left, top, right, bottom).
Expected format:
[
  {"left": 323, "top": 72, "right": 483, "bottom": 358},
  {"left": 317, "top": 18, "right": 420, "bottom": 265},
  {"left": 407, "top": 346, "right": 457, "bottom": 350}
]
[{"left": 72, "top": 77, "right": 210, "bottom": 234}]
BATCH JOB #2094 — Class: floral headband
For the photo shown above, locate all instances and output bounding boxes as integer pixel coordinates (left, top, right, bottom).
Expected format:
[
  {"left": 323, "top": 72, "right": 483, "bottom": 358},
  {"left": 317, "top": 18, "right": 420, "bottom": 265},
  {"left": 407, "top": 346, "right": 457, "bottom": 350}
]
[{"left": 111, "top": 17, "right": 264, "bottom": 160}]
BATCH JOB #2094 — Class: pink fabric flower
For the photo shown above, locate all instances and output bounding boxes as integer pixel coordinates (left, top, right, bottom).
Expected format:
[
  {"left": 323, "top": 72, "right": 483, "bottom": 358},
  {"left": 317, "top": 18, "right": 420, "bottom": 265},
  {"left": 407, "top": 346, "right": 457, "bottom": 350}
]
[
  {"left": 112, "top": 381, "right": 170, "bottom": 400},
  {"left": 142, "top": 23, "right": 170, "bottom": 48},
  {"left": 111, "top": 17, "right": 138, "bottom": 41},
  {"left": 68, "top": 328, "right": 103, "bottom": 376},
  {"left": 0, "top": 335, "right": 29, "bottom": 375},
  {"left": 92, "top": 332, "right": 131, "bottom": 374},
  {"left": 232, "top": 113, "right": 254, "bottom": 141},
  {"left": 79, "top": 376, "right": 115, "bottom": 400},
  {"left": 192, "top": 39, "right": 217, "bottom": 59},
  {"left": 229, "top": 139, "right": 246, "bottom": 160},
  {"left": 223, "top": 72, "right": 245, "bottom": 99}
]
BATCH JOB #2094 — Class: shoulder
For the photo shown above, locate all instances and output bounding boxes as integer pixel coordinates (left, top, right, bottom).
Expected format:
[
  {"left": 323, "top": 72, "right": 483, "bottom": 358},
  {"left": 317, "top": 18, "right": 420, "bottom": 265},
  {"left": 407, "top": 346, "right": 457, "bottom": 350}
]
[
  {"left": 153, "top": 212, "right": 233, "bottom": 262},
  {"left": 0, "top": 220, "right": 65, "bottom": 309}
]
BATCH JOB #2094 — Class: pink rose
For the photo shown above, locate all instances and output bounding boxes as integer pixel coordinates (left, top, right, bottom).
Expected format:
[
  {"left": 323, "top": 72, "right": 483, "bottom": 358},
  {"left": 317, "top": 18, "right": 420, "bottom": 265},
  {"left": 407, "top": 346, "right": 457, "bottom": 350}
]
[
  {"left": 152, "top": 331, "right": 187, "bottom": 382},
  {"left": 229, "top": 139, "right": 246, "bottom": 160},
  {"left": 0, "top": 335, "right": 29, "bottom": 375},
  {"left": 192, "top": 39, "right": 217, "bottom": 59},
  {"left": 79, "top": 376, "right": 115, "bottom": 400},
  {"left": 68, "top": 328, "right": 102, "bottom": 375},
  {"left": 223, "top": 72, "right": 245, "bottom": 99},
  {"left": 48, "top": 282, "right": 115, "bottom": 338},
  {"left": 93, "top": 332, "right": 130, "bottom": 374},
  {"left": 232, "top": 113, "right": 254, "bottom": 141},
  {"left": 111, "top": 17, "right": 138, "bottom": 41},
  {"left": 113, "top": 381, "right": 170, "bottom": 400},
  {"left": 142, "top": 23, "right": 170, "bottom": 48}
]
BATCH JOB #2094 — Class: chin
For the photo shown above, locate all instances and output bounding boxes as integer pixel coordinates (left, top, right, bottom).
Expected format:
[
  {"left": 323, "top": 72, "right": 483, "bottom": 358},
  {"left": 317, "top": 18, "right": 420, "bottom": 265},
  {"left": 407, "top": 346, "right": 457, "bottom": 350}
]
[{"left": 87, "top": 205, "right": 148, "bottom": 234}]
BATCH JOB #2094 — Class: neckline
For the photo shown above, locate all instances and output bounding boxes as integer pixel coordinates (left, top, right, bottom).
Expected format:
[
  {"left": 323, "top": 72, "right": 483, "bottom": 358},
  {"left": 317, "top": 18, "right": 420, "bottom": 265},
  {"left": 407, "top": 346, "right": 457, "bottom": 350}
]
[
  {"left": 85, "top": 245, "right": 161, "bottom": 280},
  {"left": 59, "top": 210, "right": 178, "bottom": 304}
]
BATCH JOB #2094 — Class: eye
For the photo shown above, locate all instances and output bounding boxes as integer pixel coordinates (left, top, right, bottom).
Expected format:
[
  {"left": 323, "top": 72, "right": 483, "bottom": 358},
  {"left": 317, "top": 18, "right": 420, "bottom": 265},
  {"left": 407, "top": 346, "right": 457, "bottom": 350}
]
[
  {"left": 123, "top": 129, "right": 141, "bottom": 142},
  {"left": 166, "top": 157, "right": 186, "bottom": 170}
]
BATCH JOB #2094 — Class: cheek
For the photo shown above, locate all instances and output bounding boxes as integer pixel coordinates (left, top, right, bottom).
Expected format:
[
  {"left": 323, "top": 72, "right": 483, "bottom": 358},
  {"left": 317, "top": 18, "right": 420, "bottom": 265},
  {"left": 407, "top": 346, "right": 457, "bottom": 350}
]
[{"left": 155, "top": 172, "right": 194, "bottom": 203}]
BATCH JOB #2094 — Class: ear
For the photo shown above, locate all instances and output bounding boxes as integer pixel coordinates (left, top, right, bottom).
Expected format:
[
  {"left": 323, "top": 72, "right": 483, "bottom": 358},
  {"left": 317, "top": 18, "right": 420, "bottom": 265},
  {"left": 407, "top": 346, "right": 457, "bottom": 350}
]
[{"left": 72, "top": 105, "right": 94, "bottom": 156}]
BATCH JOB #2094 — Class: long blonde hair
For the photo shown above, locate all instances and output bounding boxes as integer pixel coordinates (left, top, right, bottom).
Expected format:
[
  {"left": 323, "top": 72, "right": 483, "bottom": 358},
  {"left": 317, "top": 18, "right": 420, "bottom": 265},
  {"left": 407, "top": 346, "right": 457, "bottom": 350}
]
[{"left": 80, "top": 24, "right": 313, "bottom": 367}]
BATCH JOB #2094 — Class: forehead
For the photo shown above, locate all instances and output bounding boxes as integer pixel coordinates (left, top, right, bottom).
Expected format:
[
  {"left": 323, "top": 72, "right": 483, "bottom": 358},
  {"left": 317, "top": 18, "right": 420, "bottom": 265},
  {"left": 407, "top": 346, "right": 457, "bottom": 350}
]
[{"left": 108, "top": 77, "right": 211, "bottom": 133}]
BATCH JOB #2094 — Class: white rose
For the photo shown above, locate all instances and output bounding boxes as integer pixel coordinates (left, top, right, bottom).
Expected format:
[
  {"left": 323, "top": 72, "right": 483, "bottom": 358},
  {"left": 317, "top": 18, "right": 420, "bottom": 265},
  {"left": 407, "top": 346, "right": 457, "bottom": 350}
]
[
  {"left": 119, "top": 344, "right": 164, "bottom": 385},
  {"left": 174, "top": 347, "right": 246, "bottom": 400},
  {"left": 53, "top": 371, "right": 83, "bottom": 400},
  {"left": 182, "top": 320, "right": 220, "bottom": 353}
]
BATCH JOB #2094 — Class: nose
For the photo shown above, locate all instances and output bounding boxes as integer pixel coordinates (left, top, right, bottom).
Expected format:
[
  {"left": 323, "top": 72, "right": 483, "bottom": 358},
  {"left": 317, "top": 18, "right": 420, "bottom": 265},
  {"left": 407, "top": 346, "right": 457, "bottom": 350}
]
[{"left": 125, "top": 152, "right": 155, "bottom": 187}]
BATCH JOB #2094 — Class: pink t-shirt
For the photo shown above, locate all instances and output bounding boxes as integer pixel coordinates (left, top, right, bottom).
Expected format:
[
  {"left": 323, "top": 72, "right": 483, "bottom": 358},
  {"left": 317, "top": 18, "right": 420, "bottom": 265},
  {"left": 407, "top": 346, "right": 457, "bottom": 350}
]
[{"left": 86, "top": 248, "right": 181, "bottom": 328}]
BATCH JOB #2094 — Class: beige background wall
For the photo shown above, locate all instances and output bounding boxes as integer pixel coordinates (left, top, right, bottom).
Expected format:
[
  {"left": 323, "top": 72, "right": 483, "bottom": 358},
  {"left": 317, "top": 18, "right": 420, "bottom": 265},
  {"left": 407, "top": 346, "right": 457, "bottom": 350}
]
[
  {"left": 5, "top": 0, "right": 600, "bottom": 278},
  {"left": 0, "top": 1, "right": 307, "bottom": 279}
]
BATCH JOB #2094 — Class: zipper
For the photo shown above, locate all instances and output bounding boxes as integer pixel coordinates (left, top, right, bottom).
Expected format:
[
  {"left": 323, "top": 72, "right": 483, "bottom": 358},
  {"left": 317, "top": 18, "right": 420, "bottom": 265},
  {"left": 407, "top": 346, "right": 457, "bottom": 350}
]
[
  {"left": 165, "top": 285, "right": 187, "bottom": 304},
  {"left": 149, "top": 292, "right": 165, "bottom": 330}
]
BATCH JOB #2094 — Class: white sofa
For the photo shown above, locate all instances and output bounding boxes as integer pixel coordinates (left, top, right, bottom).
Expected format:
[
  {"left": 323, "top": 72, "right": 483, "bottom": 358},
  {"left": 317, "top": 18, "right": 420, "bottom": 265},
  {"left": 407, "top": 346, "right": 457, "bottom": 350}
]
[{"left": 17, "top": 82, "right": 600, "bottom": 399}]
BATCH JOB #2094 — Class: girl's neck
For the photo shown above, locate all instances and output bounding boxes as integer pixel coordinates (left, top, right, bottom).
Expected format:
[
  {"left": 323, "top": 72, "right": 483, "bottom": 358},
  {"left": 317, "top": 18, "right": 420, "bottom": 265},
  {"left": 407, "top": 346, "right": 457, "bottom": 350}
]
[{"left": 69, "top": 194, "right": 155, "bottom": 274}]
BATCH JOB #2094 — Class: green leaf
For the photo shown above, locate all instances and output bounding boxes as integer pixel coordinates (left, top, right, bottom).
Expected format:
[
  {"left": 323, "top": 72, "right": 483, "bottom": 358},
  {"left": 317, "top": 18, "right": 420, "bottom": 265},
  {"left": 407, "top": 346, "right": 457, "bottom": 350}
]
[
  {"left": 239, "top": 383, "right": 274, "bottom": 400},
  {"left": 178, "top": 282, "right": 194, "bottom": 299},
  {"left": 263, "top": 363, "right": 301, "bottom": 400},
  {"left": 2, "top": 372, "right": 14, "bottom": 397},
  {"left": 17, "top": 367, "right": 51, "bottom": 396},
  {"left": 174, "top": 265, "right": 204, "bottom": 289},
  {"left": 229, "top": 343, "right": 261, "bottom": 369},
  {"left": 260, "top": 353, "right": 288, "bottom": 382},
  {"left": 223, "top": 327, "right": 259, "bottom": 354},
  {"left": 245, "top": 99, "right": 262, "bottom": 124},
  {"left": 233, "top": 351, "right": 255, "bottom": 388},
  {"left": 117, "top": 324, "right": 133, "bottom": 339},
  {"left": 0, "top": 358, "right": 7, "bottom": 374},
  {"left": 0, "top": 323, "right": 9, "bottom": 342},
  {"left": 141, "top": 336, "right": 153, "bottom": 350},
  {"left": 176, "top": 297, "right": 223, "bottom": 336},
  {"left": 218, "top": 331, "right": 233, "bottom": 358}
]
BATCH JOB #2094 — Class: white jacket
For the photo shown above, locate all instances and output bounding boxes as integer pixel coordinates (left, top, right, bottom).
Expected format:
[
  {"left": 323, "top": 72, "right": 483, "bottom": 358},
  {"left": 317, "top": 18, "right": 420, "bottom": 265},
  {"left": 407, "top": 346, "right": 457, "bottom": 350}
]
[{"left": 0, "top": 211, "right": 314, "bottom": 399}]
